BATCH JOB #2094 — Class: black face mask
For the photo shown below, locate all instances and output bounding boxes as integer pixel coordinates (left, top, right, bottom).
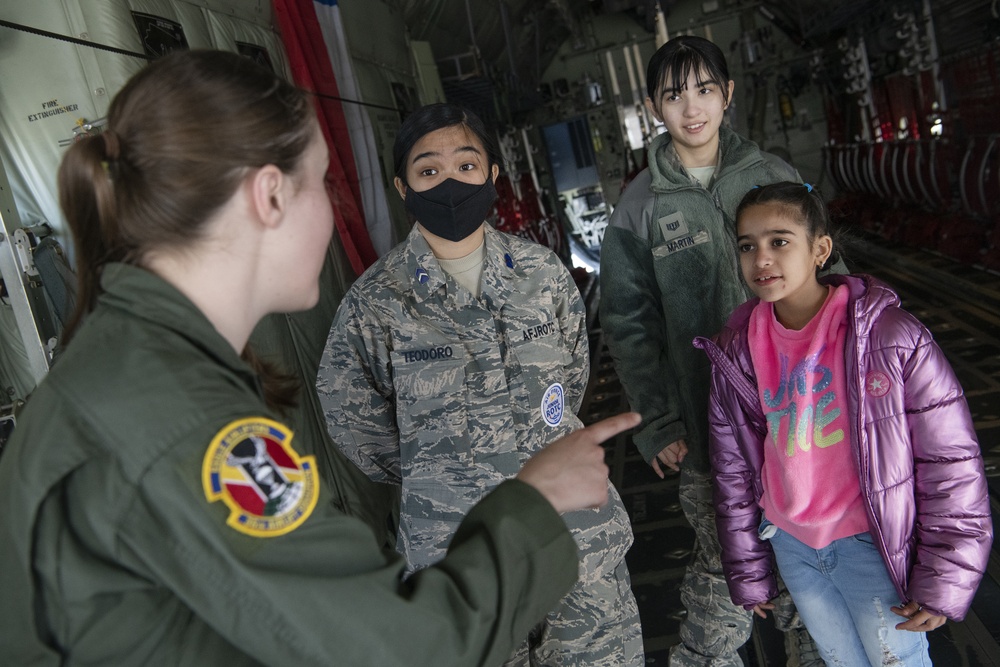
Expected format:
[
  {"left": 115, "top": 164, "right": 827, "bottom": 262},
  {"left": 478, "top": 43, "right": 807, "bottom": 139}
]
[{"left": 404, "top": 177, "right": 498, "bottom": 242}]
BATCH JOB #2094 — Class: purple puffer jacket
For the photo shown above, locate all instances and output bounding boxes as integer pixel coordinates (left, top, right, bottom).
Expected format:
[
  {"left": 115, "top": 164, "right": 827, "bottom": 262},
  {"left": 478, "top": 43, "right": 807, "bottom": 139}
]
[{"left": 693, "top": 273, "right": 992, "bottom": 621}]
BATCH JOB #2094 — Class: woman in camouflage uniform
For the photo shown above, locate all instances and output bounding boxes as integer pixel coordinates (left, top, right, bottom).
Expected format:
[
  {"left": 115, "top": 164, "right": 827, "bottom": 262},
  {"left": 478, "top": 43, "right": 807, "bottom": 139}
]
[{"left": 318, "top": 103, "right": 642, "bottom": 667}]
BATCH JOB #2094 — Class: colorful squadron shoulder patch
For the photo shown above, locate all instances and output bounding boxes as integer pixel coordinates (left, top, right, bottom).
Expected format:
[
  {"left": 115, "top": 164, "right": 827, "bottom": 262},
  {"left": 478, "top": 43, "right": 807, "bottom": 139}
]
[{"left": 202, "top": 417, "right": 319, "bottom": 537}]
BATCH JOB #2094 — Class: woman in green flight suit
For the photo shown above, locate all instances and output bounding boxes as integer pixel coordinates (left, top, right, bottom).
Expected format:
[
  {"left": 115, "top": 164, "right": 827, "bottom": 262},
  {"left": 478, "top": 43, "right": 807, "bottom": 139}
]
[{"left": 0, "top": 49, "right": 638, "bottom": 666}]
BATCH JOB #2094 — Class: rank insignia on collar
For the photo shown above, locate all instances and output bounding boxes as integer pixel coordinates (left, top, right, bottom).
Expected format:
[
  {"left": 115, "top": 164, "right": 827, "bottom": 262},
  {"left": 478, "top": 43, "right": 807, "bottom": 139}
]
[{"left": 202, "top": 418, "right": 319, "bottom": 537}]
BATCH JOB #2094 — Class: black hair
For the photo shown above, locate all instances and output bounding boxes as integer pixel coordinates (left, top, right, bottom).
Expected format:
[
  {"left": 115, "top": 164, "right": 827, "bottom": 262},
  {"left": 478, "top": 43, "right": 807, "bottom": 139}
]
[
  {"left": 735, "top": 182, "right": 843, "bottom": 271},
  {"left": 392, "top": 103, "right": 501, "bottom": 185},
  {"left": 646, "top": 35, "right": 731, "bottom": 105}
]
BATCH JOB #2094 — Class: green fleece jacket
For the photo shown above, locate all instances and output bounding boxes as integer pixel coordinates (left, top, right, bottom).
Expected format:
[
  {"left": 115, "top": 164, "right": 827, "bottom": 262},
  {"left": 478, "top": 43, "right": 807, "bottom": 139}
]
[{"left": 599, "top": 127, "right": 799, "bottom": 472}]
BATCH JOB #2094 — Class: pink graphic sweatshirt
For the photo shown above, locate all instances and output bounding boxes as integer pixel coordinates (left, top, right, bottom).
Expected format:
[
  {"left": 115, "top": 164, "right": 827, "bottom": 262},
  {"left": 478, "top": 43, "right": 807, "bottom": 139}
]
[{"left": 748, "top": 285, "right": 869, "bottom": 549}]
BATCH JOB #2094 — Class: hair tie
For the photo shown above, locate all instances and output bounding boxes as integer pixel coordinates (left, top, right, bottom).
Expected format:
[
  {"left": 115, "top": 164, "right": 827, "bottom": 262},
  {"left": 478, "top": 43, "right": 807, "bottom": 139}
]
[
  {"left": 803, "top": 182, "right": 814, "bottom": 192},
  {"left": 101, "top": 130, "right": 120, "bottom": 161}
]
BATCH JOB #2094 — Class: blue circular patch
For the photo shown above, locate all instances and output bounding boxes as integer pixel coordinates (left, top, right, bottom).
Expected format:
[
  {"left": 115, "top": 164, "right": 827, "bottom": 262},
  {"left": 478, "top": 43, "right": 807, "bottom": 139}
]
[
  {"left": 504, "top": 253, "right": 514, "bottom": 268},
  {"left": 541, "top": 382, "right": 564, "bottom": 427},
  {"left": 415, "top": 268, "right": 429, "bottom": 284}
]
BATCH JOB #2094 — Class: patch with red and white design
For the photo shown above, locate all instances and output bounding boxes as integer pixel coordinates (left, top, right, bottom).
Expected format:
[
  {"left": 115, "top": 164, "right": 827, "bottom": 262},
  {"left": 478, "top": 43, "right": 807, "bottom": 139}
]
[
  {"left": 202, "top": 417, "right": 318, "bottom": 537},
  {"left": 865, "top": 370, "right": 891, "bottom": 398}
]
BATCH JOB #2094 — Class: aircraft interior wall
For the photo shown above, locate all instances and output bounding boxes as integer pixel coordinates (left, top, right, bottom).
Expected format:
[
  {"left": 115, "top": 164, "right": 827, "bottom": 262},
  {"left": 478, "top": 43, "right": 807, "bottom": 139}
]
[
  {"left": 4, "top": 0, "right": 1000, "bottom": 396},
  {"left": 1, "top": 1, "right": 999, "bottom": 663},
  {"left": 0, "top": 0, "right": 288, "bottom": 240},
  {"left": 0, "top": 1, "right": 297, "bottom": 406}
]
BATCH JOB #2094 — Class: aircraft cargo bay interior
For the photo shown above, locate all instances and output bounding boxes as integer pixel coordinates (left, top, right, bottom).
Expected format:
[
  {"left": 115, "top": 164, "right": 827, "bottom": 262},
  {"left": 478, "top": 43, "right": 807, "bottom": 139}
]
[{"left": 1, "top": 1, "right": 998, "bottom": 665}]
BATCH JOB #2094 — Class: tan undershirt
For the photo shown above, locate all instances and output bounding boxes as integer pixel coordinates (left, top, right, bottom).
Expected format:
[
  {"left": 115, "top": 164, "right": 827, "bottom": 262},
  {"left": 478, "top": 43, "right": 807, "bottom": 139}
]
[
  {"left": 688, "top": 165, "right": 716, "bottom": 188},
  {"left": 438, "top": 239, "right": 486, "bottom": 298}
]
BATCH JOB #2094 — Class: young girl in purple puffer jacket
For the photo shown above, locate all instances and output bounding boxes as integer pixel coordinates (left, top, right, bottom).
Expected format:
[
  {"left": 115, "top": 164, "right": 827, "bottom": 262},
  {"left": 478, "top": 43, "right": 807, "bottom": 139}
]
[{"left": 695, "top": 182, "right": 992, "bottom": 666}]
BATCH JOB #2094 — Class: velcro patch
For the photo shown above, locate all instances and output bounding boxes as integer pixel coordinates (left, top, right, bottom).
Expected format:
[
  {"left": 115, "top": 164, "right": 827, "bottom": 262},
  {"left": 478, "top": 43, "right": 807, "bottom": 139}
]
[
  {"left": 657, "top": 211, "right": 689, "bottom": 242},
  {"left": 652, "top": 230, "right": 711, "bottom": 258},
  {"left": 202, "top": 417, "right": 318, "bottom": 537}
]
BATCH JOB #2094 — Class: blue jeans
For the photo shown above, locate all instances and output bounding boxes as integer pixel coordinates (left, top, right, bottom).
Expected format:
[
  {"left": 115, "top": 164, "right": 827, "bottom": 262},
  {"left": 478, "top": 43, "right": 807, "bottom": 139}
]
[{"left": 762, "top": 520, "right": 931, "bottom": 666}]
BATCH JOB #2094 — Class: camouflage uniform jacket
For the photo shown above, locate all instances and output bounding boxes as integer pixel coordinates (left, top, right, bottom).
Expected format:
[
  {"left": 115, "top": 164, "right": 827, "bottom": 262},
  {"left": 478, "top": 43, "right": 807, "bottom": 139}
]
[{"left": 319, "top": 224, "right": 633, "bottom": 575}]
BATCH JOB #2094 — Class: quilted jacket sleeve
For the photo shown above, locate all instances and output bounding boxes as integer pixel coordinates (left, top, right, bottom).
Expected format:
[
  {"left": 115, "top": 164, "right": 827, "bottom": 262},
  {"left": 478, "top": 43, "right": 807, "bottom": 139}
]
[
  {"left": 697, "top": 334, "right": 778, "bottom": 608},
  {"left": 893, "top": 312, "right": 992, "bottom": 620}
]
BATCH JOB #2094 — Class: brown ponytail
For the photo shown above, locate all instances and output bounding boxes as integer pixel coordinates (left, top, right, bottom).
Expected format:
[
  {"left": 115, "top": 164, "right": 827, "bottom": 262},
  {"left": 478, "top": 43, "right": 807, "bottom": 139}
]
[
  {"left": 55, "top": 50, "right": 317, "bottom": 409},
  {"left": 57, "top": 131, "right": 126, "bottom": 343},
  {"left": 241, "top": 347, "right": 300, "bottom": 415},
  {"left": 57, "top": 50, "right": 314, "bottom": 345}
]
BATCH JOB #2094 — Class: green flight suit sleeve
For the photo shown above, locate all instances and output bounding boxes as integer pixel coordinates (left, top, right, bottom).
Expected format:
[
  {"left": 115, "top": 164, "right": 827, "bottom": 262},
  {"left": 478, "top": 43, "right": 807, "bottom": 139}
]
[
  {"left": 599, "top": 223, "right": 687, "bottom": 463},
  {"left": 317, "top": 293, "right": 402, "bottom": 484},
  {"left": 119, "top": 451, "right": 578, "bottom": 667},
  {"left": 251, "top": 310, "right": 399, "bottom": 547}
]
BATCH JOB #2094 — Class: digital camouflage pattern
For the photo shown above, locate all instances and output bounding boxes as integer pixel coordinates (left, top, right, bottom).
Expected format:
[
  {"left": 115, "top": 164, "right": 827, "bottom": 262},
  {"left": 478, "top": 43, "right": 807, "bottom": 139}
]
[
  {"left": 317, "top": 224, "right": 641, "bottom": 665},
  {"left": 673, "top": 468, "right": 822, "bottom": 667},
  {"left": 506, "top": 560, "right": 643, "bottom": 667},
  {"left": 672, "top": 468, "right": 753, "bottom": 667}
]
